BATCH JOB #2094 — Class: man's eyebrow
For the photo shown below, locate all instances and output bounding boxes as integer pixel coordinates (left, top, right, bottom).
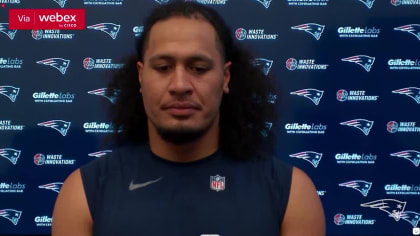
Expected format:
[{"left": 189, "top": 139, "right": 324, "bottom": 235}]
[{"left": 148, "top": 54, "right": 214, "bottom": 64}]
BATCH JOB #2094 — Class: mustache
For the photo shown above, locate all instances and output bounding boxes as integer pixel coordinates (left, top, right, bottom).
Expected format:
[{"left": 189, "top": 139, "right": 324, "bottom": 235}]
[{"left": 161, "top": 101, "right": 202, "bottom": 110}]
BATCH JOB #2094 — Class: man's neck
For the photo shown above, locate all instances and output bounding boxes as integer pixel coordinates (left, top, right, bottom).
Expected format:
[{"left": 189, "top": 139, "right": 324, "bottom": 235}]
[{"left": 147, "top": 121, "right": 219, "bottom": 163}]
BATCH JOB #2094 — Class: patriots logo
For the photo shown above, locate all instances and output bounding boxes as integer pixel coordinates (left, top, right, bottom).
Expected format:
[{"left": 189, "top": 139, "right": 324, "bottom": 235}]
[
  {"left": 341, "top": 55, "right": 375, "bottom": 72},
  {"left": 339, "top": 180, "right": 372, "bottom": 197},
  {"left": 0, "top": 23, "right": 17, "bottom": 40},
  {"left": 361, "top": 199, "right": 406, "bottom": 221},
  {"left": 394, "top": 24, "right": 420, "bottom": 41},
  {"left": 260, "top": 121, "right": 273, "bottom": 138},
  {"left": 399, "top": 211, "right": 420, "bottom": 227},
  {"left": 390, "top": 150, "right": 420, "bottom": 167},
  {"left": 290, "top": 89, "right": 324, "bottom": 105},
  {"left": 0, "top": 86, "right": 20, "bottom": 102},
  {"left": 0, "top": 148, "right": 21, "bottom": 165},
  {"left": 88, "top": 150, "right": 112, "bottom": 158},
  {"left": 52, "top": 0, "right": 67, "bottom": 8},
  {"left": 255, "top": 0, "right": 272, "bottom": 8},
  {"left": 87, "top": 23, "right": 121, "bottom": 39},
  {"left": 155, "top": 0, "right": 169, "bottom": 4},
  {"left": 37, "top": 120, "right": 71, "bottom": 136},
  {"left": 39, "top": 182, "right": 64, "bottom": 193},
  {"left": 355, "top": 0, "right": 375, "bottom": 9},
  {"left": 340, "top": 119, "right": 374, "bottom": 135},
  {"left": 0, "top": 209, "right": 22, "bottom": 225},
  {"left": 289, "top": 151, "right": 322, "bottom": 168},
  {"left": 392, "top": 87, "right": 420, "bottom": 104},
  {"left": 253, "top": 58, "right": 273, "bottom": 76},
  {"left": 291, "top": 23, "right": 325, "bottom": 40},
  {"left": 88, "top": 88, "right": 120, "bottom": 104},
  {"left": 36, "top": 58, "right": 70, "bottom": 75}
]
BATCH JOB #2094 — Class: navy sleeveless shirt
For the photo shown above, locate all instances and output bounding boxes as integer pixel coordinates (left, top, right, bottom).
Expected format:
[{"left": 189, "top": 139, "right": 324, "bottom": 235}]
[{"left": 80, "top": 144, "right": 292, "bottom": 236}]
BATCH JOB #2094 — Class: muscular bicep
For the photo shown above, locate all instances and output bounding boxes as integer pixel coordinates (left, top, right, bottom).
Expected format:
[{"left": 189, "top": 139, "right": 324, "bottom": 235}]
[
  {"left": 52, "top": 169, "right": 93, "bottom": 236},
  {"left": 280, "top": 167, "right": 325, "bottom": 236}
]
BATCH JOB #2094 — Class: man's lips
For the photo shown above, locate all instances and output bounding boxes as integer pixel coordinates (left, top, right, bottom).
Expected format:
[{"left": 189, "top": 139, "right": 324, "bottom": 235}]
[{"left": 162, "top": 102, "right": 201, "bottom": 116}]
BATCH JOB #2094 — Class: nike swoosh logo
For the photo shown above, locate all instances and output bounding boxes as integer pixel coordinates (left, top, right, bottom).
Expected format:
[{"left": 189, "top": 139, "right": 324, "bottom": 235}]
[{"left": 129, "top": 177, "right": 163, "bottom": 191}]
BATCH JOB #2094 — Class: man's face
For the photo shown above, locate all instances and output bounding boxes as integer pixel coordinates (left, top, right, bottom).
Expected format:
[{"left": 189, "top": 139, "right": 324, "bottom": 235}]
[{"left": 137, "top": 17, "right": 231, "bottom": 143}]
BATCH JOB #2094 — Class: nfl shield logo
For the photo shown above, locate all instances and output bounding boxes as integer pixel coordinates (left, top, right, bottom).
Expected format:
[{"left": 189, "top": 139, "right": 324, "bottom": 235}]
[{"left": 210, "top": 175, "right": 225, "bottom": 192}]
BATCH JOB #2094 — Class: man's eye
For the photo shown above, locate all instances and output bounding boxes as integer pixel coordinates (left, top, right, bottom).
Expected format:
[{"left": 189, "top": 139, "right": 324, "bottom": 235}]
[
  {"left": 154, "top": 65, "right": 171, "bottom": 72},
  {"left": 190, "top": 66, "right": 209, "bottom": 74}
]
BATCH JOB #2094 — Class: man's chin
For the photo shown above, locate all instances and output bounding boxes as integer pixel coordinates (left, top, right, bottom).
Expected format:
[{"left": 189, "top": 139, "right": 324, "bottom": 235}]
[{"left": 156, "top": 126, "right": 207, "bottom": 145}]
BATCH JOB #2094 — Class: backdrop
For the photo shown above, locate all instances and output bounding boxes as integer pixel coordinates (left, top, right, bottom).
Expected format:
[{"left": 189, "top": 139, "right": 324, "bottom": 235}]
[{"left": 0, "top": 0, "right": 419, "bottom": 235}]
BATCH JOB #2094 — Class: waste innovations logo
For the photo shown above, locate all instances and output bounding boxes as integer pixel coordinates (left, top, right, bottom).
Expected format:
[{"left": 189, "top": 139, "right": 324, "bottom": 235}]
[
  {"left": 35, "top": 216, "right": 52, "bottom": 227},
  {"left": 334, "top": 213, "right": 375, "bottom": 225},
  {"left": 37, "top": 120, "right": 71, "bottom": 136},
  {"left": 0, "top": 209, "right": 22, "bottom": 226},
  {"left": 388, "top": 58, "right": 420, "bottom": 70},
  {"left": 340, "top": 119, "right": 374, "bottom": 136},
  {"left": 83, "top": 57, "right": 124, "bottom": 70},
  {"left": 392, "top": 87, "right": 420, "bottom": 104},
  {"left": 0, "top": 148, "right": 21, "bottom": 165},
  {"left": 385, "top": 184, "right": 420, "bottom": 195},
  {"left": 0, "top": 85, "right": 19, "bottom": 102},
  {"left": 391, "top": 150, "right": 420, "bottom": 167},
  {"left": 253, "top": 58, "right": 273, "bottom": 76},
  {"left": 133, "top": 26, "right": 144, "bottom": 37},
  {"left": 235, "top": 28, "right": 278, "bottom": 40},
  {"left": 87, "top": 23, "right": 120, "bottom": 39},
  {"left": 290, "top": 89, "right": 324, "bottom": 105},
  {"left": 39, "top": 182, "right": 63, "bottom": 193},
  {"left": 338, "top": 26, "right": 380, "bottom": 38},
  {"left": 0, "top": 0, "right": 21, "bottom": 5},
  {"left": 84, "top": 0, "right": 124, "bottom": 5},
  {"left": 0, "top": 23, "right": 17, "bottom": 40},
  {"left": 83, "top": 122, "right": 117, "bottom": 133},
  {"left": 36, "top": 58, "right": 70, "bottom": 74},
  {"left": 387, "top": 121, "right": 420, "bottom": 134},
  {"left": 88, "top": 150, "right": 112, "bottom": 158},
  {"left": 339, "top": 180, "right": 372, "bottom": 197},
  {"left": 291, "top": 23, "right": 325, "bottom": 40},
  {"left": 289, "top": 151, "right": 322, "bottom": 168},
  {"left": 185, "top": 0, "right": 228, "bottom": 5},
  {"left": 287, "top": 0, "right": 328, "bottom": 6},
  {"left": 88, "top": 88, "right": 119, "bottom": 104},
  {"left": 33, "top": 92, "right": 75, "bottom": 103},
  {"left": 341, "top": 55, "right": 375, "bottom": 72},
  {"left": 336, "top": 89, "right": 379, "bottom": 102},
  {"left": 34, "top": 153, "right": 76, "bottom": 166},
  {"left": 394, "top": 25, "right": 420, "bottom": 41},
  {"left": 335, "top": 153, "right": 377, "bottom": 165},
  {"left": 391, "top": 0, "right": 420, "bottom": 6},
  {"left": 0, "top": 57, "right": 23, "bottom": 69},
  {"left": 31, "top": 30, "right": 75, "bottom": 40},
  {"left": 0, "top": 120, "right": 25, "bottom": 131},
  {"left": 285, "top": 123, "right": 327, "bottom": 134},
  {"left": 286, "top": 58, "right": 328, "bottom": 71},
  {"left": 0, "top": 181, "right": 25, "bottom": 193}
]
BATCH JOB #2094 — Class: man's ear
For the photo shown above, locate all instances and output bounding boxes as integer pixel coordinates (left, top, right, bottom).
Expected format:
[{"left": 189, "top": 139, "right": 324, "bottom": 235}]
[
  {"left": 223, "top": 61, "right": 232, "bottom": 94},
  {"left": 137, "top": 61, "right": 144, "bottom": 93}
]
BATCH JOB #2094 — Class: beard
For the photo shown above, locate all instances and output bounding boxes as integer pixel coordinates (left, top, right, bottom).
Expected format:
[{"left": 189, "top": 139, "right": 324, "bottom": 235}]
[{"left": 155, "top": 125, "right": 208, "bottom": 145}]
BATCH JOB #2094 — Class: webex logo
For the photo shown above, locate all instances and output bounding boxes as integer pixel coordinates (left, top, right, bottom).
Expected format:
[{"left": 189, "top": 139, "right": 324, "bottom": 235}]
[{"left": 9, "top": 9, "right": 85, "bottom": 30}]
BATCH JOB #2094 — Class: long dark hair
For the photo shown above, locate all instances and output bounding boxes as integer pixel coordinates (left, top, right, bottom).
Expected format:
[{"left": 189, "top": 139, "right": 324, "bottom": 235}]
[{"left": 107, "top": 1, "right": 276, "bottom": 159}]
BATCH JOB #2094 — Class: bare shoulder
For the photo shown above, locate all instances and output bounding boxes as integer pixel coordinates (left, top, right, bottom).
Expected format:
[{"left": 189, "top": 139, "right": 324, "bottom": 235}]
[
  {"left": 280, "top": 167, "right": 325, "bottom": 236},
  {"left": 52, "top": 169, "right": 93, "bottom": 236}
]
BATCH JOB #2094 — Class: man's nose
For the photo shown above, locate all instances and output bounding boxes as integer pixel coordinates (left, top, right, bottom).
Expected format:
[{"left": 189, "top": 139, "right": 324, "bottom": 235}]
[{"left": 168, "top": 66, "right": 193, "bottom": 96}]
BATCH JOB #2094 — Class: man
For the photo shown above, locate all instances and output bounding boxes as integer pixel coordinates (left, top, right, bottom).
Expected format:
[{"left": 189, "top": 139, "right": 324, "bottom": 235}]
[{"left": 52, "top": 2, "right": 325, "bottom": 236}]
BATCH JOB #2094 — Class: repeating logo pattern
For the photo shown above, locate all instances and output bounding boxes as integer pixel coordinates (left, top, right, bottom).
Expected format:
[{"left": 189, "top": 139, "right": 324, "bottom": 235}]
[
  {"left": 0, "top": 86, "right": 19, "bottom": 102},
  {"left": 291, "top": 23, "right": 325, "bottom": 40},
  {"left": 0, "top": 148, "right": 21, "bottom": 165},
  {"left": 290, "top": 89, "right": 324, "bottom": 105},
  {"left": 390, "top": 150, "right": 420, "bottom": 167},
  {"left": 0, "top": 209, "right": 22, "bottom": 225},
  {"left": 87, "top": 23, "right": 121, "bottom": 39},
  {"left": 341, "top": 55, "right": 375, "bottom": 72},
  {"left": 37, "top": 120, "right": 71, "bottom": 136},
  {"left": 36, "top": 58, "right": 70, "bottom": 75},
  {"left": 339, "top": 180, "right": 372, "bottom": 197},
  {"left": 38, "top": 182, "right": 63, "bottom": 193},
  {"left": 289, "top": 151, "right": 322, "bottom": 167},
  {"left": 340, "top": 119, "right": 374, "bottom": 135},
  {"left": 394, "top": 24, "right": 420, "bottom": 41}
]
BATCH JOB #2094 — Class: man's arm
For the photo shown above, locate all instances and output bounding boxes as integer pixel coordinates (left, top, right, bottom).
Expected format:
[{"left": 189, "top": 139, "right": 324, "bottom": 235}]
[
  {"left": 52, "top": 169, "right": 93, "bottom": 236},
  {"left": 280, "top": 167, "right": 326, "bottom": 236}
]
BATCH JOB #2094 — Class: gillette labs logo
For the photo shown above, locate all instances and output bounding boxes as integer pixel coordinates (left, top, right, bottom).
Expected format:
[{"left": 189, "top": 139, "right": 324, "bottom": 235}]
[
  {"left": 335, "top": 153, "right": 377, "bottom": 164},
  {"left": 388, "top": 59, "right": 420, "bottom": 70},
  {"left": 385, "top": 184, "right": 420, "bottom": 195},
  {"left": 0, "top": 182, "right": 25, "bottom": 193},
  {"left": 84, "top": 0, "right": 124, "bottom": 5},
  {"left": 33, "top": 92, "right": 75, "bottom": 103},
  {"left": 133, "top": 26, "right": 144, "bottom": 37},
  {"left": 35, "top": 216, "right": 52, "bottom": 227},
  {"left": 83, "top": 122, "right": 115, "bottom": 133},
  {"left": 286, "top": 58, "right": 328, "bottom": 70},
  {"left": 338, "top": 26, "right": 380, "bottom": 38},
  {"left": 334, "top": 214, "right": 375, "bottom": 225},
  {"left": 285, "top": 123, "right": 327, "bottom": 134},
  {"left": 0, "top": 58, "right": 23, "bottom": 69}
]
